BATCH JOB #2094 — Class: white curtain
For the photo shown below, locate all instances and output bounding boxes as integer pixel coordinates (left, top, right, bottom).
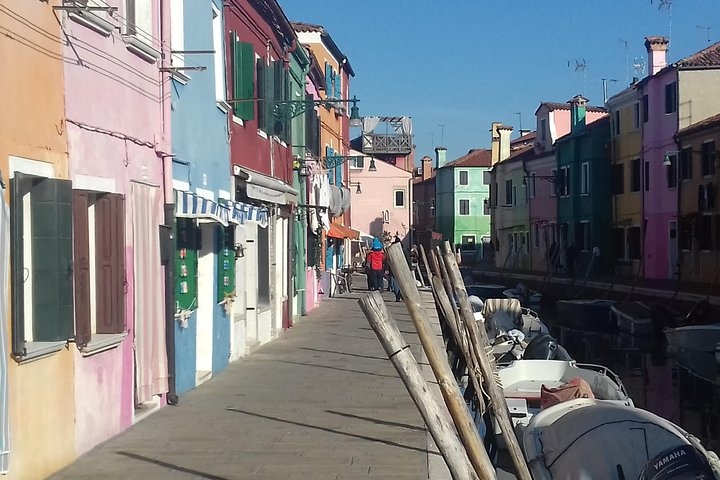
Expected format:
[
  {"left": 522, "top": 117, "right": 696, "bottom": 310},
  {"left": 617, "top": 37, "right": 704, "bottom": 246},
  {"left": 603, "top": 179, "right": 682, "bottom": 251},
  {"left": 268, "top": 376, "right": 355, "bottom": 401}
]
[
  {"left": 0, "top": 186, "right": 10, "bottom": 473},
  {"left": 400, "top": 117, "right": 413, "bottom": 135},
  {"left": 131, "top": 183, "right": 168, "bottom": 404},
  {"left": 361, "top": 116, "right": 380, "bottom": 134}
]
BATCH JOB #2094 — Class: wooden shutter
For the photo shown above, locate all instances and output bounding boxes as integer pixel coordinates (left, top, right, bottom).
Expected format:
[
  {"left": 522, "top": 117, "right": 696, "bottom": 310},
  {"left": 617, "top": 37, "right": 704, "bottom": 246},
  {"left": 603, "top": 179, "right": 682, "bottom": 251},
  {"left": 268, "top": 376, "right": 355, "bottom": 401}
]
[
  {"left": 334, "top": 73, "right": 341, "bottom": 99},
  {"left": 10, "top": 174, "right": 31, "bottom": 356},
  {"left": 273, "top": 60, "right": 286, "bottom": 139},
  {"left": 256, "top": 58, "right": 266, "bottom": 130},
  {"left": 264, "top": 60, "right": 275, "bottom": 132},
  {"left": 325, "top": 63, "right": 332, "bottom": 97},
  {"left": 31, "top": 178, "right": 74, "bottom": 342},
  {"left": 95, "top": 193, "right": 126, "bottom": 334},
  {"left": 73, "top": 191, "right": 91, "bottom": 347},
  {"left": 232, "top": 35, "right": 255, "bottom": 120}
]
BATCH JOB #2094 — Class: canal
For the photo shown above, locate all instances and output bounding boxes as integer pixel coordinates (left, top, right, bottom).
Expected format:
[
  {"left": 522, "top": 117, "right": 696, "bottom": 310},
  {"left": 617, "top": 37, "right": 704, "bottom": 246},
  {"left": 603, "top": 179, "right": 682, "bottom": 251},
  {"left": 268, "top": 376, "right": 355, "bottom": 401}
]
[{"left": 538, "top": 303, "right": 720, "bottom": 453}]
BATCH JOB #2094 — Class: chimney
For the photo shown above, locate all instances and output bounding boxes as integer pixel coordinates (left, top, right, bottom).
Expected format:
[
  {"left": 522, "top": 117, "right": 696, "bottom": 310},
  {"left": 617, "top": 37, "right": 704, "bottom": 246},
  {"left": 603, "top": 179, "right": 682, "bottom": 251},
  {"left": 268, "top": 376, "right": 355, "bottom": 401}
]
[
  {"left": 645, "top": 36, "right": 669, "bottom": 75},
  {"left": 421, "top": 156, "right": 432, "bottom": 180},
  {"left": 434, "top": 147, "right": 447, "bottom": 169},
  {"left": 568, "top": 94, "right": 588, "bottom": 133},
  {"left": 498, "top": 125, "right": 513, "bottom": 162},
  {"left": 490, "top": 122, "right": 502, "bottom": 165}
]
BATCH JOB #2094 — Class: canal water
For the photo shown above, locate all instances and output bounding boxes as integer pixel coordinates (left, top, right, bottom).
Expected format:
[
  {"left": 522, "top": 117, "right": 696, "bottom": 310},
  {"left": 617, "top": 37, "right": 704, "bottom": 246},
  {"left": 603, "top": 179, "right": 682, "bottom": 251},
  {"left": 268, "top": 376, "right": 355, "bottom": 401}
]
[{"left": 538, "top": 303, "right": 720, "bottom": 453}]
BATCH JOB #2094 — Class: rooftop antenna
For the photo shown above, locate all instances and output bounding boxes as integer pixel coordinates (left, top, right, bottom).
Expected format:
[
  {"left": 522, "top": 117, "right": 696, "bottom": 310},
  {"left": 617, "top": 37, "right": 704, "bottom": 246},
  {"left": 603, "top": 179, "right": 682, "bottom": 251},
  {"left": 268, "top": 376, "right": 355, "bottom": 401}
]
[
  {"left": 601, "top": 78, "right": 618, "bottom": 104},
  {"left": 619, "top": 39, "right": 629, "bottom": 84},
  {"left": 697, "top": 24, "right": 712, "bottom": 43},
  {"left": 574, "top": 58, "right": 587, "bottom": 95},
  {"left": 437, "top": 124, "right": 445, "bottom": 144},
  {"left": 633, "top": 56, "right": 646, "bottom": 77},
  {"left": 652, "top": 0, "right": 673, "bottom": 49},
  {"left": 515, "top": 112, "right": 522, "bottom": 136}
]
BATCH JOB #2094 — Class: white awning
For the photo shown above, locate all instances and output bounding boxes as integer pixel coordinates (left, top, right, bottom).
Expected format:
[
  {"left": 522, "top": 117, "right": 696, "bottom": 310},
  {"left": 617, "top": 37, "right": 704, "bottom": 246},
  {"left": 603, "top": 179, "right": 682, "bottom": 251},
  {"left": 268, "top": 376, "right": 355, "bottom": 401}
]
[
  {"left": 175, "top": 190, "right": 229, "bottom": 226},
  {"left": 233, "top": 165, "right": 298, "bottom": 205}
]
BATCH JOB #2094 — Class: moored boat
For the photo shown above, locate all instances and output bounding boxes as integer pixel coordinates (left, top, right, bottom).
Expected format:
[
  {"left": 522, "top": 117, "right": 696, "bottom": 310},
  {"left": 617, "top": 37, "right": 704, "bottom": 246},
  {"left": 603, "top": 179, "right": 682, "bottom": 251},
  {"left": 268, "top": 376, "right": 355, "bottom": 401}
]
[
  {"left": 612, "top": 301, "right": 683, "bottom": 336},
  {"left": 664, "top": 323, "right": 720, "bottom": 354},
  {"left": 556, "top": 298, "right": 617, "bottom": 333},
  {"left": 522, "top": 399, "right": 720, "bottom": 479},
  {"left": 466, "top": 283, "right": 506, "bottom": 300},
  {"left": 503, "top": 283, "right": 542, "bottom": 309}
]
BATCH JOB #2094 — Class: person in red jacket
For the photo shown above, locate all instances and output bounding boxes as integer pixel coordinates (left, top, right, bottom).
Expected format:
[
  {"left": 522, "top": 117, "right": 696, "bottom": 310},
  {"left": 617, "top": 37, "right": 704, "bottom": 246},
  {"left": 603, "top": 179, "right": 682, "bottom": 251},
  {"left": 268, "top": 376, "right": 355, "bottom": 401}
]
[{"left": 365, "top": 238, "right": 385, "bottom": 291}]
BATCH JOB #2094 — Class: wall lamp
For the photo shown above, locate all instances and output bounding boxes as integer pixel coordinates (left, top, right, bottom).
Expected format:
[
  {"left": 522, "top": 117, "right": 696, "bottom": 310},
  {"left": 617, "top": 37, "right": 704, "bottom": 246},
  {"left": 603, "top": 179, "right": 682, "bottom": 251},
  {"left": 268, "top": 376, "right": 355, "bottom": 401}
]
[
  {"left": 348, "top": 181, "right": 362, "bottom": 194},
  {"left": 233, "top": 242, "right": 246, "bottom": 258},
  {"left": 664, "top": 151, "right": 678, "bottom": 166}
]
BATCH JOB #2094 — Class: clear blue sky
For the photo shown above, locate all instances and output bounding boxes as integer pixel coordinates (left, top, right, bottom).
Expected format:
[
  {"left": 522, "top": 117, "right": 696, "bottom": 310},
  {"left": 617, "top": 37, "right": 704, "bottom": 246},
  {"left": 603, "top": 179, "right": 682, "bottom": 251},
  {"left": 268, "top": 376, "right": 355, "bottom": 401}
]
[{"left": 281, "top": 0, "right": 719, "bottom": 163}]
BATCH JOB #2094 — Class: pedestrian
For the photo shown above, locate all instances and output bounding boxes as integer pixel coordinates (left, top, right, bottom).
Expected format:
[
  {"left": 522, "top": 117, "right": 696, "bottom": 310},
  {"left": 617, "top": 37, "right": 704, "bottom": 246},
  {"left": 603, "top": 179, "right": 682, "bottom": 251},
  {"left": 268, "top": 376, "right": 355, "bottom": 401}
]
[{"left": 365, "top": 238, "right": 385, "bottom": 291}]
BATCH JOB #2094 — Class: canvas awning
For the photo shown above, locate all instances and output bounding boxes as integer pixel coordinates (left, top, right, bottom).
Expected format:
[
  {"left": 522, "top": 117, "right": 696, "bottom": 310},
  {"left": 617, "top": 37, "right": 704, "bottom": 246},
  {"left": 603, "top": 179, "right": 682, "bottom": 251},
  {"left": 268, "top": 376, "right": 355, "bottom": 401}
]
[
  {"left": 225, "top": 200, "right": 269, "bottom": 228},
  {"left": 233, "top": 165, "right": 298, "bottom": 205},
  {"left": 326, "top": 223, "right": 360, "bottom": 240},
  {"left": 175, "top": 190, "right": 229, "bottom": 226}
]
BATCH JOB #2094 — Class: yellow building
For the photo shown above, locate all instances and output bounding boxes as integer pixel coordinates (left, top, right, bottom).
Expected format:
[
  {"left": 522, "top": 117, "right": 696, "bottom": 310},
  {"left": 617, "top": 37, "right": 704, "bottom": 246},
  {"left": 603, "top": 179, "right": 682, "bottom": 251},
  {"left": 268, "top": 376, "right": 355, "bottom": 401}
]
[
  {"left": 607, "top": 84, "right": 643, "bottom": 276},
  {"left": 677, "top": 113, "right": 720, "bottom": 282}
]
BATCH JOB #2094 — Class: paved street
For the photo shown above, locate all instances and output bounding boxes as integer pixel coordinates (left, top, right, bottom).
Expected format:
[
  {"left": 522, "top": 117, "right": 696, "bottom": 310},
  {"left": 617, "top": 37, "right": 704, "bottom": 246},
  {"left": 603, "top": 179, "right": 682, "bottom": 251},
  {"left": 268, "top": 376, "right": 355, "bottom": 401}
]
[{"left": 50, "top": 287, "right": 437, "bottom": 480}]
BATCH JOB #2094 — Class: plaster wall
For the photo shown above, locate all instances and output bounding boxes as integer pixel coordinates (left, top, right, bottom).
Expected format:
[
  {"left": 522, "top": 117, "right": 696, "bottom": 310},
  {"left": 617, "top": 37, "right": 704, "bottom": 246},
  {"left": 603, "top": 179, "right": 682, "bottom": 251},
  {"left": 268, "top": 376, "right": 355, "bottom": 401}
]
[
  {"left": 526, "top": 153, "right": 557, "bottom": 271},
  {"left": 492, "top": 159, "right": 529, "bottom": 269}
]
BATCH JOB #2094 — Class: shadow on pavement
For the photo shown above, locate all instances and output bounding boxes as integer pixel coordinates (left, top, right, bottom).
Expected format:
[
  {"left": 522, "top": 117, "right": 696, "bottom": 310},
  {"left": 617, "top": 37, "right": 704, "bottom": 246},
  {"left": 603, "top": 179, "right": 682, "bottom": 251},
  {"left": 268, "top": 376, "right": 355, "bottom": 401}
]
[
  {"left": 324, "top": 410, "right": 425, "bottom": 432},
  {"left": 298, "top": 347, "right": 389, "bottom": 362},
  {"left": 225, "top": 408, "right": 436, "bottom": 455},
  {"left": 275, "top": 360, "right": 398, "bottom": 378},
  {"left": 115, "top": 451, "right": 229, "bottom": 480}
]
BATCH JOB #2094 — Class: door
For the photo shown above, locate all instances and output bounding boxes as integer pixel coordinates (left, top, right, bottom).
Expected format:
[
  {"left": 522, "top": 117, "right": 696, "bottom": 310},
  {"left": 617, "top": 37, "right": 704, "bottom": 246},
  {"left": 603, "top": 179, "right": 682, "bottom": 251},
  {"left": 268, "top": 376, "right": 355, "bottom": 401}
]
[
  {"left": 245, "top": 222, "right": 258, "bottom": 347},
  {"left": 196, "top": 224, "right": 214, "bottom": 385},
  {"left": 668, "top": 220, "right": 678, "bottom": 279}
]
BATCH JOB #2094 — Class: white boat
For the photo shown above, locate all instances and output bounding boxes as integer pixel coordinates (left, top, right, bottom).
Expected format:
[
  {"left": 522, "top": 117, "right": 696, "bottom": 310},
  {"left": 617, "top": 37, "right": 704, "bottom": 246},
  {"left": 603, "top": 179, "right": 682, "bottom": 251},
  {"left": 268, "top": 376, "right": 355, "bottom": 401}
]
[
  {"left": 612, "top": 301, "right": 683, "bottom": 336},
  {"left": 664, "top": 323, "right": 720, "bottom": 353},
  {"left": 503, "top": 283, "right": 542, "bottom": 308},
  {"left": 495, "top": 359, "right": 633, "bottom": 443},
  {"left": 522, "top": 399, "right": 720, "bottom": 479}
]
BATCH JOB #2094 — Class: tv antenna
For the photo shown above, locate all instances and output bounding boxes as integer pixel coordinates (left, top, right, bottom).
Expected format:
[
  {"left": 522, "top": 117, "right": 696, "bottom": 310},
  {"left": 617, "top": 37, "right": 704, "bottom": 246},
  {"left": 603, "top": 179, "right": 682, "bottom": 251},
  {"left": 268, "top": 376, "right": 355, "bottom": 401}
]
[
  {"left": 437, "top": 124, "right": 445, "bottom": 144},
  {"left": 633, "top": 57, "right": 646, "bottom": 77},
  {"left": 515, "top": 112, "right": 522, "bottom": 134},
  {"left": 571, "top": 58, "right": 588, "bottom": 94},
  {"left": 601, "top": 78, "right": 618, "bottom": 104},
  {"left": 620, "top": 39, "right": 629, "bottom": 84},
  {"left": 651, "top": 0, "right": 673, "bottom": 48},
  {"left": 697, "top": 24, "right": 712, "bottom": 43}
]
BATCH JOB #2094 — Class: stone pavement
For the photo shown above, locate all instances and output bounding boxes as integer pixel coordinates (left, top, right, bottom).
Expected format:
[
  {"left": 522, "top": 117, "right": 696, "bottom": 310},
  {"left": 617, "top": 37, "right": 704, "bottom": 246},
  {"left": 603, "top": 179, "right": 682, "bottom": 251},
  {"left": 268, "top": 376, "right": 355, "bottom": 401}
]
[{"left": 50, "top": 288, "right": 441, "bottom": 480}]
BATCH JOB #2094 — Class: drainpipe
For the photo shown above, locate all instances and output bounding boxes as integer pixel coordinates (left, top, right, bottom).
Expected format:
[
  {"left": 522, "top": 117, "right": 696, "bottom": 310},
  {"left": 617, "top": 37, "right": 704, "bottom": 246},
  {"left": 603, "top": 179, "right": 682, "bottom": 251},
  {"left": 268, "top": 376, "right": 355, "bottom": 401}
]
[
  {"left": 523, "top": 158, "right": 531, "bottom": 270},
  {"left": 673, "top": 132, "right": 682, "bottom": 282},
  {"left": 159, "top": 0, "right": 177, "bottom": 404}
]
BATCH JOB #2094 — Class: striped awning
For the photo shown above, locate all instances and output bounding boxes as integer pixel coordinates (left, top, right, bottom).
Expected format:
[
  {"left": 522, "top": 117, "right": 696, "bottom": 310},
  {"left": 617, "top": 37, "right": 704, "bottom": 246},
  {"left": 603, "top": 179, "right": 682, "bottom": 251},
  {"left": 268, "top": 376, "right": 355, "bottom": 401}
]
[
  {"left": 175, "top": 190, "right": 230, "bottom": 226},
  {"left": 226, "top": 201, "right": 269, "bottom": 228}
]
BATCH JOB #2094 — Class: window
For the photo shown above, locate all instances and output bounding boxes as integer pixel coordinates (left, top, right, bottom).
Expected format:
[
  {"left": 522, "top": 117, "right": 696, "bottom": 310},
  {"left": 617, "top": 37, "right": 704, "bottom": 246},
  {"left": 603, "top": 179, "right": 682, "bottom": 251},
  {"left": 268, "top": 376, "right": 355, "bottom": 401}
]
[
  {"left": 680, "top": 147, "right": 693, "bottom": 180},
  {"left": 11, "top": 174, "right": 74, "bottom": 358},
  {"left": 665, "top": 81, "right": 677, "bottom": 114},
  {"left": 505, "top": 179, "right": 513, "bottom": 205},
  {"left": 458, "top": 170, "right": 469, "bottom": 186},
  {"left": 73, "top": 191, "right": 127, "bottom": 349},
  {"left": 540, "top": 119, "right": 547, "bottom": 141},
  {"left": 642, "top": 94, "right": 649, "bottom": 123},
  {"left": 666, "top": 153, "right": 678, "bottom": 188},
  {"left": 461, "top": 235, "right": 476, "bottom": 249},
  {"left": 701, "top": 141, "right": 716, "bottom": 177},
  {"left": 628, "top": 226, "right": 642, "bottom": 260},
  {"left": 611, "top": 227, "right": 625, "bottom": 259},
  {"left": 612, "top": 163, "right": 624, "bottom": 194},
  {"left": 644, "top": 160, "right": 650, "bottom": 192},
  {"left": 698, "top": 214, "right": 712, "bottom": 251},
  {"left": 633, "top": 103, "right": 640, "bottom": 130},
  {"left": 394, "top": 189, "right": 405, "bottom": 208},
  {"left": 459, "top": 199, "right": 470, "bottom": 215},
  {"left": 257, "top": 225, "right": 270, "bottom": 307},
  {"left": 229, "top": 34, "right": 255, "bottom": 120},
  {"left": 679, "top": 216, "right": 693, "bottom": 251},
  {"left": 550, "top": 169, "right": 558, "bottom": 197},
  {"left": 580, "top": 162, "right": 590, "bottom": 195},
  {"left": 528, "top": 173, "right": 536, "bottom": 198},
  {"left": 533, "top": 223, "right": 539, "bottom": 248},
  {"left": 559, "top": 166, "right": 570, "bottom": 197},
  {"left": 577, "top": 221, "right": 590, "bottom": 252},
  {"left": 524, "top": 231, "right": 529, "bottom": 254},
  {"left": 613, "top": 110, "right": 621, "bottom": 136},
  {"left": 631, "top": 158, "right": 641, "bottom": 192},
  {"left": 125, "top": 0, "right": 152, "bottom": 38},
  {"left": 212, "top": 4, "right": 225, "bottom": 103},
  {"left": 350, "top": 156, "right": 364, "bottom": 169}
]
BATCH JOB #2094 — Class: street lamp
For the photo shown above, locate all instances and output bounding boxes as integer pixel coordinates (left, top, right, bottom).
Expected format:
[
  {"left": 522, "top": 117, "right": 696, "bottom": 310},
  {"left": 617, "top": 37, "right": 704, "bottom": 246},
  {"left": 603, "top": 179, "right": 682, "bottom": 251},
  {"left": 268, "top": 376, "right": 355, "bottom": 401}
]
[{"left": 348, "top": 181, "right": 362, "bottom": 194}]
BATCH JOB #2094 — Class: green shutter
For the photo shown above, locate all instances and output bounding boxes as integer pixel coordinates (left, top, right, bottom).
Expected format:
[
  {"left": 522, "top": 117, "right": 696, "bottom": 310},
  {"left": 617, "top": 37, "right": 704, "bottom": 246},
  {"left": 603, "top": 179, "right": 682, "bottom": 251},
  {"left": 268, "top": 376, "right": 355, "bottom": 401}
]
[
  {"left": 231, "top": 35, "right": 255, "bottom": 120},
  {"left": 10, "top": 174, "right": 31, "bottom": 356},
  {"left": 216, "top": 226, "right": 235, "bottom": 303},
  {"left": 256, "top": 58, "right": 266, "bottom": 131},
  {"left": 176, "top": 218, "right": 199, "bottom": 311},
  {"left": 31, "top": 177, "right": 74, "bottom": 342},
  {"left": 264, "top": 60, "right": 275, "bottom": 132}
]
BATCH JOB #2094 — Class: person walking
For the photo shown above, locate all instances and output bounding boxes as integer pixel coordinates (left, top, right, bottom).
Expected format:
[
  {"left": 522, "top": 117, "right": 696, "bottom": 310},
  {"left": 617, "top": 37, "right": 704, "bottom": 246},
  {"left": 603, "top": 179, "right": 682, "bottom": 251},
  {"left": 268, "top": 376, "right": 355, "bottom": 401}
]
[{"left": 365, "top": 238, "right": 386, "bottom": 291}]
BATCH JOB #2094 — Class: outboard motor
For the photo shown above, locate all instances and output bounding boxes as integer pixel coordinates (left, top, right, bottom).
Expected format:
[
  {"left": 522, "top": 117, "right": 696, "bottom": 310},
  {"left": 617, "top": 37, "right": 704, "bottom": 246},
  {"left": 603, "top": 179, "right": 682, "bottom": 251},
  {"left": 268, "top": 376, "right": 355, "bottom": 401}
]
[
  {"left": 522, "top": 333, "right": 573, "bottom": 361},
  {"left": 639, "top": 445, "right": 715, "bottom": 480}
]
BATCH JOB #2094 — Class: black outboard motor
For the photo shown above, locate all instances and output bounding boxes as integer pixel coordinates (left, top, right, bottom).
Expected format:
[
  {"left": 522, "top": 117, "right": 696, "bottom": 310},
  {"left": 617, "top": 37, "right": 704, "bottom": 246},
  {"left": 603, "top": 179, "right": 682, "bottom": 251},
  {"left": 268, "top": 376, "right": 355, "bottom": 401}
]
[
  {"left": 639, "top": 445, "right": 715, "bottom": 480},
  {"left": 523, "top": 333, "right": 571, "bottom": 361}
]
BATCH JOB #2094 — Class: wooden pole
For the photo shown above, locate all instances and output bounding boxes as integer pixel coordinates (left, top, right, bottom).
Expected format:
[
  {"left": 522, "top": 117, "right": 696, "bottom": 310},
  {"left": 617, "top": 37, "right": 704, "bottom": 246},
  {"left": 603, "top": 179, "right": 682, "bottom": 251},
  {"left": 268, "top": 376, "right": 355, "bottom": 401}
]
[
  {"left": 434, "top": 247, "right": 466, "bottom": 347},
  {"left": 384, "top": 244, "right": 496, "bottom": 479},
  {"left": 440, "top": 242, "right": 532, "bottom": 480},
  {"left": 358, "top": 292, "right": 481, "bottom": 480},
  {"left": 419, "top": 244, "right": 433, "bottom": 288},
  {"left": 432, "top": 275, "right": 486, "bottom": 414}
]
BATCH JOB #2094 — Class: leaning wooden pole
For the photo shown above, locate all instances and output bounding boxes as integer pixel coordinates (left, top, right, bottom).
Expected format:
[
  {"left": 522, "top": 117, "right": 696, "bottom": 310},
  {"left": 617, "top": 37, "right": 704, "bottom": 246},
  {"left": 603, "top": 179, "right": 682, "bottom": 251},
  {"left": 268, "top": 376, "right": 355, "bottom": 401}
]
[
  {"left": 358, "top": 292, "right": 481, "bottom": 480},
  {"left": 441, "top": 242, "right": 532, "bottom": 480},
  {"left": 419, "top": 244, "right": 433, "bottom": 289},
  {"left": 385, "top": 244, "right": 496, "bottom": 479}
]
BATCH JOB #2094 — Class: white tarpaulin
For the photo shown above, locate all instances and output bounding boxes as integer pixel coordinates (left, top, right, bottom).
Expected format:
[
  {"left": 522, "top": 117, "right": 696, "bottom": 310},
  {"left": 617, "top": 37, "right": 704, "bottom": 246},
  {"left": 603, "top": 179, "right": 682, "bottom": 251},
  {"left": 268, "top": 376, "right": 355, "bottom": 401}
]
[{"left": 0, "top": 184, "right": 10, "bottom": 473}]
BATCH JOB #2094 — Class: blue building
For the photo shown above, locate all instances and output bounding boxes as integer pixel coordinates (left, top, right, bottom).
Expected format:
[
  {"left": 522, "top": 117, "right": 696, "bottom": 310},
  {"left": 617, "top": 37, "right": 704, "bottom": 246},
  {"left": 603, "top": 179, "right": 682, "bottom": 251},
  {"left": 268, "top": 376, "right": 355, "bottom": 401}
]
[{"left": 169, "top": 0, "right": 234, "bottom": 395}]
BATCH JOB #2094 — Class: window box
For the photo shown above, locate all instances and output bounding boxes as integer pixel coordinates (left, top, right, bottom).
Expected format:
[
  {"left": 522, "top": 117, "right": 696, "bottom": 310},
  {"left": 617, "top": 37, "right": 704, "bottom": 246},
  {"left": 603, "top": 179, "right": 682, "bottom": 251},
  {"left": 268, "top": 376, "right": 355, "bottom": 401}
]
[
  {"left": 69, "top": 9, "right": 115, "bottom": 37},
  {"left": 122, "top": 35, "right": 161, "bottom": 63}
]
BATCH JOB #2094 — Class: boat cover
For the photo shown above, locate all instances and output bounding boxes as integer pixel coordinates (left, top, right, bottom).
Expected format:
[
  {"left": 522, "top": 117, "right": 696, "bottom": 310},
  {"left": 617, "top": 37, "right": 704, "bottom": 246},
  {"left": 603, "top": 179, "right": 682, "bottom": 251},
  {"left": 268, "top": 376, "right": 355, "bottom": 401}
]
[
  {"left": 540, "top": 377, "right": 594, "bottom": 409},
  {"left": 538, "top": 402, "right": 691, "bottom": 479},
  {"left": 481, "top": 298, "right": 522, "bottom": 334}
]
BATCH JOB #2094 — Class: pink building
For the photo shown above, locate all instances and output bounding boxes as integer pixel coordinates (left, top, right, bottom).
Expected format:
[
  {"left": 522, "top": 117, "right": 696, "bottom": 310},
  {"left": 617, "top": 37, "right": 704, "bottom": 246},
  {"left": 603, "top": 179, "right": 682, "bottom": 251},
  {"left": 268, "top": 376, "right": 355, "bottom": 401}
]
[{"left": 349, "top": 150, "right": 412, "bottom": 251}]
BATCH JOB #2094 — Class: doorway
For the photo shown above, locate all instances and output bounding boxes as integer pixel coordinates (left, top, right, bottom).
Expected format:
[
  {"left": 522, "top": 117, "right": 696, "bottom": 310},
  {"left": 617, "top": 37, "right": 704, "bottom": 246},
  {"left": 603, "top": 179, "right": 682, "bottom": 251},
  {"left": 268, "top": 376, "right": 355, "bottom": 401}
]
[
  {"left": 196, "top": 224, "right": 214, "bottom": 385},
  {"left": 668, "top": 220, "right": 678, "bottom": 279}
]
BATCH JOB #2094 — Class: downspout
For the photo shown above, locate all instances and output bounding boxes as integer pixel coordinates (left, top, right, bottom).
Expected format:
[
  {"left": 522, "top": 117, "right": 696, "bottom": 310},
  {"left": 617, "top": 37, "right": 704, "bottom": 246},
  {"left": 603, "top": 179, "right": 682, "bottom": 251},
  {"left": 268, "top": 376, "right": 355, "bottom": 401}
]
[
  {"left": 673, "top": 132, "right": 682, "bottom": 284},
  {"left": 159, "top": 0, "right": 177, "bottom": 404},
  {"left": 523, "top": 158, "right": 531, "bottom": 270}
]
